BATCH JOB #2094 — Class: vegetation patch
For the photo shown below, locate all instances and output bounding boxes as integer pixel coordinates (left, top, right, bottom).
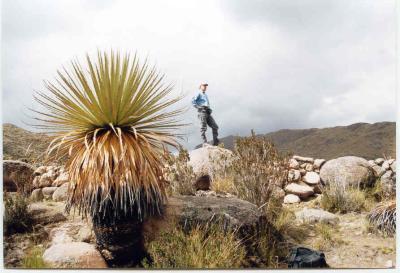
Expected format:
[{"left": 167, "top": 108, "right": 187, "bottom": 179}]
[
  {"left": 21, "top": 246, "right": 48, "bottom": 269},
  {"left": 4, "top": 193, "right": 33, "bottom": 235}
]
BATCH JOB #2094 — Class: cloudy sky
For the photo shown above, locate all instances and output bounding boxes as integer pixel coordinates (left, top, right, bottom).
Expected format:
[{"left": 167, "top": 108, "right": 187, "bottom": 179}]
[{"left": 2, "top": 0, "right": 396, "bottom": 149}]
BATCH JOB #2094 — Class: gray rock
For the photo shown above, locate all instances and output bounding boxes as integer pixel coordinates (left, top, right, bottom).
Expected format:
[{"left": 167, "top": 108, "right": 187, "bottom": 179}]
[
  {"left": 293, "top": 155, "right": 314, "bottom": 163},
  {"left": 283, "top": 194, "right": 301, "bottom": 204},
  {"left": 374, "top": 158, "right": 385, "bottom": 165},
  {"left": 320, "top": 156, "right": 375, "bottom": 188},
  {"left": 289, "top": 158, "right": 300, "bottom": 169},
  {"left": 188, "top": 144, "right": 233, "bottom": 190},
  {"left": 305, "top": 163, "right": 314, "bottom": 172},
  {"left": 43, "top": 242, "right": 107, "bottom": 268},
  {"left": 3, "top": 160, "right": 35, "bottom": 193},
  {"left": 299, "top": 169, "right": 306, "bottom": 176},
  {"left": 295, "top": 208, "right": 338, "bottom": 224},
  {"left": 390, "top": 160, "right": 396, "bottom": 173},
  {"left": 303, "top": 172, "right": 320, "bottom": 185},
  {"left": 31, "top": 189, "right": 44, "bottom": 202},
  {"left": 28, "top": 202, "right": 67, "bottom": 225},
  {"left": 368, "top": 160, "right": 376, "bottom": 166},
  {"left": 382, "top": 161, "right": 390, "bottom": 171},
  {"left": 387, "top": 159, "right": 395, "bottom": 165},
  {"left": 284, "top": 183, "right": 314, "bottom": 199},
  {"left": 372, "top": 165, "right": 386, "bottom": 177},
  {"left": 380, "top": 171, "right": 395, "bottom": 197},
  {"left": 313, "top": 159, "right": 326, "bottom": 169},
  {"left": 38, "top": 173, "right": 55, "bottom": 188},
  {"left": 52, "top": 183, "right": 69, "bottom": 202},
  {"left": 288, "top": 169, "right": 301, "bottom": 182},
  {"left": 42, "top": 187, "right": 58, "bottom": 199},
  {"left": 52, "top": 172, "right": 69, "bottom": 187}
]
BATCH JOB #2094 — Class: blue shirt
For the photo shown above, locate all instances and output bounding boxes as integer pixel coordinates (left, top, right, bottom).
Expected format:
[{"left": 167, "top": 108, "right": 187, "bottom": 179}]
[{"left": 192, "top": 92, "right": 210, "bottom": 108}]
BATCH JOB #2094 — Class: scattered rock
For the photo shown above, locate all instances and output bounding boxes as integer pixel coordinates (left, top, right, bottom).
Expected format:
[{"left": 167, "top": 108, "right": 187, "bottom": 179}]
[
  {"left": 284, "top": 183, "right": 314, "bottom": 199},
  {"left": 38, "top": 173, "right": 55, "bottom": 188},
  {"left": 52, "top": 172, "right": 69, "bottom": 187},
  {"left": 289, "top": 159, "right": 300, "bottom": 169},
  {"left": 28, "top": 203, "right": 67, "bottom": 225},
  {"left": 382, "top": 161, "right": 390, "bottom": 171},
  {"left": 288, "top": 169, "right": 301, "bottom": 182},
  {"left": 43, "top": 242, "right": 107, "bottom": 268},
  {"left": 295, "top": 208, "right": 338, "bottom": 224},
  {"left": 52, "top": 183, "right": 69, "bottom": 202},
  {"left": 390, "top": 160, "right": 396, "bottom": 173},
  {"left": 372, "top": 165, "right": 385, "bottom": 177},
  {"left": 31, "top": 188, "right": 44, "bottom": 202},
  {"left": 313, "top": 159, "right": 326, "bottom": 169},
  {"left": 284, "top": 194, "right": 301, "bottom": 204},
  {"left": 303, "top": 172, "right": 320, "bottom": 185},
  {"left": 320, "top": 156, "right": 375, "bottom": 188},
  {"left": 305, "top": 163, "right": 314, "bottom": 172},
  {"left": 374, "top": 158, "right": 385, "bottom": 165},
  {"left": 34, "top": 166, "right": 48, "bottom": 176},
  {"left": 293, "top": 155, "right": 314, "bottom": 163},
  {"left": 42, "top": 187, "right": 58, "bottom": 199}
]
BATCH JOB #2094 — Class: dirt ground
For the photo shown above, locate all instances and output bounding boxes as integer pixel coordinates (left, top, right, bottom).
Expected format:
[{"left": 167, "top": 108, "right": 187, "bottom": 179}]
[{"left": 286, "top": 201, "right": 396, "bottom": 269}]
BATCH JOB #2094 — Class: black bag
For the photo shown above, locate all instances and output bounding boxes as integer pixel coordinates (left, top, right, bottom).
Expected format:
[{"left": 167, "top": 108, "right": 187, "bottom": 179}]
[{"left": 287, "top": 247, "right": 328, "bottom": 268}]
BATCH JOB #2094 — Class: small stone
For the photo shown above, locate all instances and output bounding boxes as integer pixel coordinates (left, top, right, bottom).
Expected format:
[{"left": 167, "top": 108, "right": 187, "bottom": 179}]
[
  {"left": 288, "top": 169, "right": 301, "bottom": 182},
  {"left": 374, "top": 158, "right": 385, "bottom": 165},
  {"left": 305, "top": 163, "right": 313, "bottom": 172},
  {"left": 42, "top": 187, "right": 58, "bottom": 199},
  {"left": 284, "top": 194, "right": 301, "bottom": 204},
  {"left": 303, "top": 172, "right": 320, "bottom": 185},
  {"left": 390, "top": 160, "right": 396, "bottom": 173},
  {"left": 31, "top": 189, "right": 44, "bottom": 202},
  {"left": 382, "top": 161, "right": 390, "bottom": 171},
  {"left": 313, "top": 159, "right": 326, "bottom": 169},
  {"left": 313, "top": 184, "right": 323, "bottom": 194},
  {"left": 52, "top": 183, "right": 69, "bottom": 202},
  {"left": 289, "top": 159, "right": 300, "bottom": 169},
  {"left": 43, "top": 242, "right": 107, "bottom": 268},
  {"left": 38, "top": 173, "right": 55, "bottom": 188},
  {"left": 284, "top": 183, "right": 314, "bottom": 199},
  {"left": 299, "top": 169, "right": 306, "bottom": 175},
  {"left": 293, "top": 155, "right": 314, "bottom": 163},
  {"left": 52, "top": 172, "right": 69, "bottom": 187},
  {"left": 34, "top": 166, "right": 48, "bottom": 176}
]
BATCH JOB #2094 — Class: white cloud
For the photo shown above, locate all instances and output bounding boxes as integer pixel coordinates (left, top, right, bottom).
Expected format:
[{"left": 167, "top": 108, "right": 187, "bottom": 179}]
[{"left": 2, "top": 0, "right": 396, "bottom": 149}]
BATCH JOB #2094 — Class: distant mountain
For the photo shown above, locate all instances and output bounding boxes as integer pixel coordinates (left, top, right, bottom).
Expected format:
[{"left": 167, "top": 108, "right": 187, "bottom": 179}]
[
  {"left": 196, "top": 122, "right": 396, "bottom": 160},
  {"left": 3, "top": 123, "right": 52, "bottom": 164}
]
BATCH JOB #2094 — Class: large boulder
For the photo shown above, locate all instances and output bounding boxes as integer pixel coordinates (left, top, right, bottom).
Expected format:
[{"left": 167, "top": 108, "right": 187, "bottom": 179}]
[
  {"left": 43, "top": 242, "right": 107, "bottom": 268},
  {"left": 42, "top": 187, "right": 58, "bottom": 199},
  {"left": 188, "top": 144, "right": 233, "bottom": 189},
  {"left": 319, "top": 156, "right": 375, "bottom": 188},
  {"left": 3, "top": 160, "right": 35, "bottom": 193}
]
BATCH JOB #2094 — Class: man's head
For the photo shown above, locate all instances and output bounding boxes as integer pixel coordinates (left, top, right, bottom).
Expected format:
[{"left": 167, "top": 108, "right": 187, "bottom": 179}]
[{"left": 199, "top": 83, "right": 208, "bottom": 92}]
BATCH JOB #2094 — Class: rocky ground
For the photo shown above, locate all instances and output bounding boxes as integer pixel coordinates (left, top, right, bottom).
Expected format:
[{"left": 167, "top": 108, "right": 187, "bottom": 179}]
[{"left": 284, "top": 200, "right": 396, "bottom": 268}]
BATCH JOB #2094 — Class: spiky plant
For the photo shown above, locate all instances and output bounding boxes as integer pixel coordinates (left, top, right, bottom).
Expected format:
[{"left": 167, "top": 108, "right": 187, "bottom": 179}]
[
  {"left": 32, "top": 51, "right": 183, "bottom": 266},
  {"left": 367, "top": 200, "right": 396, "bottom": 236}
]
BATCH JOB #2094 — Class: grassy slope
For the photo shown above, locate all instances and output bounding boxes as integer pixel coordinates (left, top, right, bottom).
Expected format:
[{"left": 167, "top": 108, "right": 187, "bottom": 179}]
[{"left": 200, "top": 122, "right": 395, "bottom": 160}]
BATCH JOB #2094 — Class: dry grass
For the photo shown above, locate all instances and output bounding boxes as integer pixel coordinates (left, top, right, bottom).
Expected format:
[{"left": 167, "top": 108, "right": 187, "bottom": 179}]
[
  {"left": 311, "top": 223, "right": 344, "bottom": 251},
  {"left": 211, "top": 176, "right": 236, "bottom": 194},
  {"left": 21, "top": 246, "right": 48, "bottom": 269},
  {"left": 144, "top": 224, "right": 246, "bottom": 268},
  {"left": 4, "top": 193, "right": 33, "bottom": 235},
  {"left": 367, "top": 200, "right": 396, "bottom": 236}
]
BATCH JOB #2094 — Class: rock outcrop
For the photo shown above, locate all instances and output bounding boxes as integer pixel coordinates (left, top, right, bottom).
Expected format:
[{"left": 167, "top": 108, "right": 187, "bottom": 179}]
[{"left": 3, "top": 160, "right": 35, "bottom": 193}]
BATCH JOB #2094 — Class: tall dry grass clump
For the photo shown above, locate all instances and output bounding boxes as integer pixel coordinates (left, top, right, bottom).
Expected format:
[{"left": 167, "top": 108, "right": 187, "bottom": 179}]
[
  {"left": 4, "top": 193, "right": 33, "bottom": 235},
  {"left": 367, "top": 200, "right": 396, "bottom": 236},
  {"left": 144, "top": 224, "right": 246, "bottom": 269}
]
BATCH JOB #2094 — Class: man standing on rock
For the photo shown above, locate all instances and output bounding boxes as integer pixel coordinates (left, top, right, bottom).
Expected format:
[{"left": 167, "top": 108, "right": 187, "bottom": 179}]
[{"left": 191, "top": 83, "right": 220, "bottom": 146}]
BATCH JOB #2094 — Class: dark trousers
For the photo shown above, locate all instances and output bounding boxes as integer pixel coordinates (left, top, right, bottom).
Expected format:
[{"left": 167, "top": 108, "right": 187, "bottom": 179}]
[{"left": 198, "top": 108, "right": 219, "bottom": 145}]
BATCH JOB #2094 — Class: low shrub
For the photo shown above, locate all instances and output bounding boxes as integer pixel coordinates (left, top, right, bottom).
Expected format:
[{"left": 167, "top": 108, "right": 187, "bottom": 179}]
[
  {"left": 163, "top": 147, "right": 196, "bottom": 196},
  {"left": 4, "top": 193, "right": 33, "bottom": 235},
  {"left": 211, "top": 176, "right": 236, "bottom": 194},
  {"left": 312, "top": 223, "right": 343, "bottom": 251},
  {"left": 144, "top": 224, "right": 246, "bottom": 268}
]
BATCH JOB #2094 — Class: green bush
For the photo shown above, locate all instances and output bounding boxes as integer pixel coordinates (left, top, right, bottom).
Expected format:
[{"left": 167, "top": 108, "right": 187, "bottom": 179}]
[
  {"left": 4, "top": 193, "right": 33, "bottom": 235},
  {"left": 144, "top": 224, "right": 246, "bottom": 268}
]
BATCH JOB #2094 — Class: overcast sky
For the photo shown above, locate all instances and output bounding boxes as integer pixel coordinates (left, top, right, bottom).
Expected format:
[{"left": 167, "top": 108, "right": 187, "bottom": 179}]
[{"left": 2, "top": 0, "right": 396, "bottom": 149}]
